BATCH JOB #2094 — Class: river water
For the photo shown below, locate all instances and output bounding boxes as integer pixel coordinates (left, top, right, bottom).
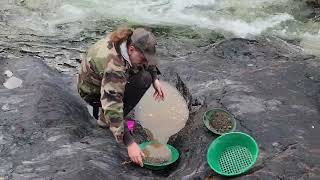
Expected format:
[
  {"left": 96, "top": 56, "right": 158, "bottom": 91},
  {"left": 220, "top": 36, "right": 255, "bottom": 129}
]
[{"left": 1, "top": 0, "right": 319, "bottom": 55}]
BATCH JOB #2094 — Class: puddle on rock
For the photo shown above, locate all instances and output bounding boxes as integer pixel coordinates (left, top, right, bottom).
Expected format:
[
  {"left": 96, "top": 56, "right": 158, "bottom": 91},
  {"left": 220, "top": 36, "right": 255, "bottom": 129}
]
[{"left": 135, "top": 80, "right": 189, "bottom": 144}]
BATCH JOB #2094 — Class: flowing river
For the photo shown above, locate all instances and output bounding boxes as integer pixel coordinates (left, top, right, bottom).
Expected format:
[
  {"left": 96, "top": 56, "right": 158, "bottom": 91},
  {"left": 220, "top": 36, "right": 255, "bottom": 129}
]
[{"left": 1, "top": 0, "right": 319, "bottom": 55}]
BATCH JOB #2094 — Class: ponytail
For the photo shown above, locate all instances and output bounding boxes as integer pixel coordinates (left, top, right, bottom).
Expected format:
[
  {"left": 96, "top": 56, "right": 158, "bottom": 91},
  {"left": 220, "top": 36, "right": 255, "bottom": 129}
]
[{"left": 110, "top": 27, "right": 133, "bottom": 47}]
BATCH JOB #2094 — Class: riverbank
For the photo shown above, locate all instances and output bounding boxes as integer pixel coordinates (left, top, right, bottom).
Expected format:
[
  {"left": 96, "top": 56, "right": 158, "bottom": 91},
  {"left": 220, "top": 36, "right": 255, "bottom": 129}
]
[
  {"left": 1, "top": 24, "right": 319, "bottom": 178},
  {"left": 0, "top": 1, "right": 319, "bottom": 179}
]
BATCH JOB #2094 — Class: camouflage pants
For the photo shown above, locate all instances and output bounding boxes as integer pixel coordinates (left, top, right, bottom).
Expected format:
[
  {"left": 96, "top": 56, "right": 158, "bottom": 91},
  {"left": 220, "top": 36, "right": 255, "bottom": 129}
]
[{"left": 79, "top": 69, "right": 153, "bottom": 120}]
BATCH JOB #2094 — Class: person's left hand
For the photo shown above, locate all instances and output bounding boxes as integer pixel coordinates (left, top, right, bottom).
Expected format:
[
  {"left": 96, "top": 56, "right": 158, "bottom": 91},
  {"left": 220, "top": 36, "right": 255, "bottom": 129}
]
[{"left": 152, "top": 79, "right": 165, "bottom": 101}]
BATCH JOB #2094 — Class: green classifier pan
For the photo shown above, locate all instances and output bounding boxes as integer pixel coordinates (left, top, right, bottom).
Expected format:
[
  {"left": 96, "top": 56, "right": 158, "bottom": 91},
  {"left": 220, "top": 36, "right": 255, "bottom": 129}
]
[
  {"left": 139, "top": 141, "right": 180, "bottom": 170},
  {"left": 207, "top": 132, "right": 259, "bottom": 176},
  {"left": 203, "top": 108, "right": 236, "bottom": 135}
]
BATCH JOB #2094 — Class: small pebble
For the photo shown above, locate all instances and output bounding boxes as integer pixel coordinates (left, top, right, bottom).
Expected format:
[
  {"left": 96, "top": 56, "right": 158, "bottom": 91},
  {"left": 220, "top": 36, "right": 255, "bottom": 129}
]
[
  {"left": 1, "top": 104, "right": 10, "bottom": 111},
  {"left": 272, "top": 142, "right": 280, "bottom": 147}
]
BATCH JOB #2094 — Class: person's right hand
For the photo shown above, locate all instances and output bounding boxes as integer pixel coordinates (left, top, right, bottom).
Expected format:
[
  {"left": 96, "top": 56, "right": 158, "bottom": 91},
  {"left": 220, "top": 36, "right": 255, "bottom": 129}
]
[
  {"left": 127, "top": 142, "right": 145, "bottom": 167},
  {"left": 152, "top": 79, "right": 165, "bottom": 101}
]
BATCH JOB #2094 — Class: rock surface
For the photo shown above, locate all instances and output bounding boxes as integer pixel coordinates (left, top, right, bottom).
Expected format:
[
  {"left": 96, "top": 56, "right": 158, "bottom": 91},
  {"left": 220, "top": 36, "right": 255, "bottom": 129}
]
[
  {"left": 306, "top": 0, "right": 320, "bottom": 21},
  {"left": 163, "top": 37, "right": 320, "bottom": 179}
]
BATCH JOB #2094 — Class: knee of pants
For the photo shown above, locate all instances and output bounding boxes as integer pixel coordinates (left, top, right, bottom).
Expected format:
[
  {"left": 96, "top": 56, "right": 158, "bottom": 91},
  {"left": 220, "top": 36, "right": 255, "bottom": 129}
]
[{"left": 78, "top": 89, "right": 101, "bottom": 106}]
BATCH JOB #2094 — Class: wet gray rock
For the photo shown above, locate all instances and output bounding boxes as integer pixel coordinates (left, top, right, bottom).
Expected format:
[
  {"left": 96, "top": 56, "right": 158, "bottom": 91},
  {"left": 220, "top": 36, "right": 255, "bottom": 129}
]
[
  {"left": 0, "top": 56, "right": 182, "bottom": 179},
  {"left": 306, "top": 0, "right": 320, "bottom": 21},
  {"left": 306, "top": 0, "right": 320, "bottom": 8},
  {"left": 0, "top": 28, "right": 320, "bottom": 179},
  {"left": 164, "top": 37, "right": 320, "bottom": 179}
]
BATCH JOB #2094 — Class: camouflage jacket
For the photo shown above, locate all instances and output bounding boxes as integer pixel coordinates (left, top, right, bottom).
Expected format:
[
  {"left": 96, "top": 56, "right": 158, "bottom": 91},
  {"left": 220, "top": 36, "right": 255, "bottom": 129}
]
[{"left": 78, "top": 35, "right": 159, "bottom": 145}]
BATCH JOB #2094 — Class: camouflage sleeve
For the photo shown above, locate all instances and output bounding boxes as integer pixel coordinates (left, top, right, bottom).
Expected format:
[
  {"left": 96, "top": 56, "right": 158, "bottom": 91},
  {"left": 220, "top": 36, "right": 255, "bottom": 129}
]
[
  {"left": 123, "top": 121, "right": 134, "bottom": 146},
  {"left": 147, "top": 65, "right": 161, "bottom": 81},
  {"left": 100, "top": 56, "right": 131, "bottom": 145}
]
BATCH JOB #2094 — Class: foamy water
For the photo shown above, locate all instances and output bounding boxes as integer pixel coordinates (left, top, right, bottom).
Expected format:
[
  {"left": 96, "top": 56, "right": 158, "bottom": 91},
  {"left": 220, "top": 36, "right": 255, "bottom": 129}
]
[
  {"left": 11, "top": 0, "right": 297, "bottom": 37},
  {"left": 135, "top": 80, "right": 189, "bottom": 144},
  {"left": 2, "top": 0, "right": 320, "bottom": 56},
  {"left": 300, "top": 33, "right": 320, "bottom": 57}
]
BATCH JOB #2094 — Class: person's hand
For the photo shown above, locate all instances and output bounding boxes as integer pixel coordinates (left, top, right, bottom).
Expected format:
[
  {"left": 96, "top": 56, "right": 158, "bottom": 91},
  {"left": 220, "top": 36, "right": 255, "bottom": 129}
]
[
  {"left": 127, "top": 142, "right": 145, "bottom": 167},
  {"left": 152, "top": 79, "right": 165, "bottom": 101}
]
